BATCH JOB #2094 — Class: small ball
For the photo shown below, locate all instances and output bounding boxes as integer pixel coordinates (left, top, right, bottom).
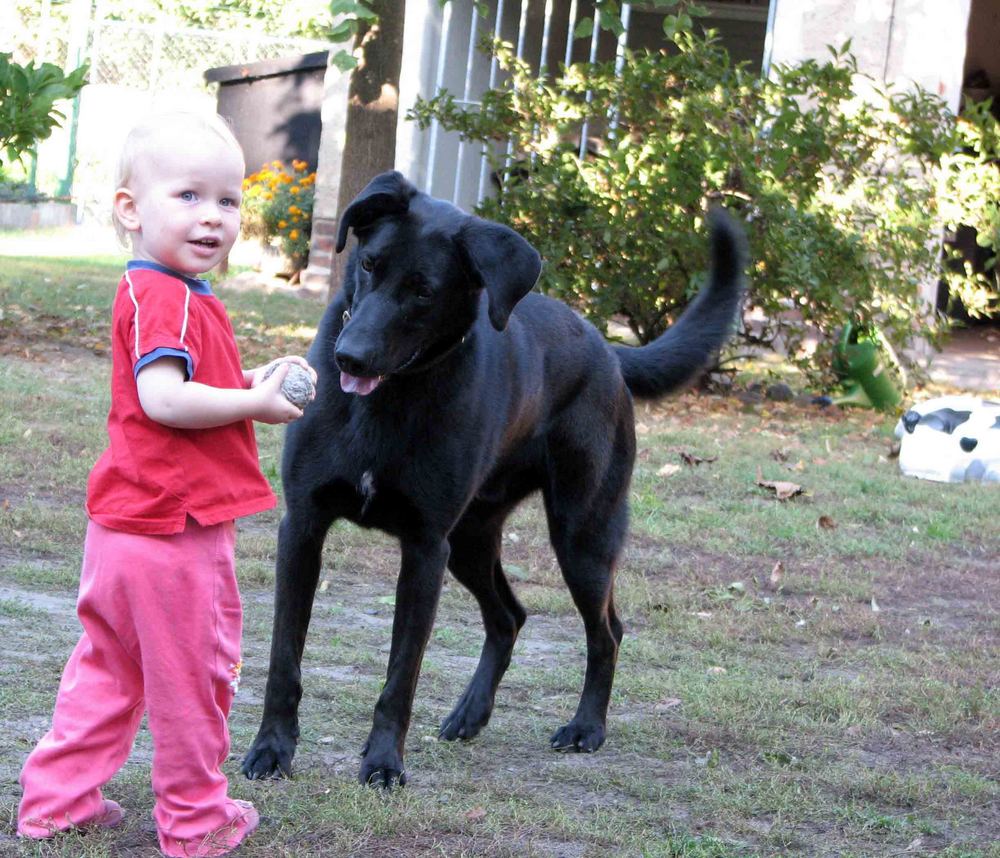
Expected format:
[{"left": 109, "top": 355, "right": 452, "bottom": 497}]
[{"left": 264, "top": 361, "right": 315, "bottom": 410}]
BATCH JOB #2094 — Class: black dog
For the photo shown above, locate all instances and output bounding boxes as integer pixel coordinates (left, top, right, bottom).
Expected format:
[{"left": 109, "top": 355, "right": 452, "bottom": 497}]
[{"left": 243, "top": 171, "right": 746, "bottom": 788}]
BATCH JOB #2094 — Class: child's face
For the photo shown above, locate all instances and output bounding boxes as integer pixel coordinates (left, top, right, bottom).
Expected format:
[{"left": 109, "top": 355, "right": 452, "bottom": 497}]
[{"left": 116, "top": 132, "right": 244, "bottom": 275}]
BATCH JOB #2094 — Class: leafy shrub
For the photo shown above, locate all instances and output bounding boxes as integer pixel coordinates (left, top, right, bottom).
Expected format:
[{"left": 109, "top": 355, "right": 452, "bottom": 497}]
[
  {"left": 242, "top": 159, "right": 316, "bottom": 272},
  {"left": 410, "top": 24, "right": 999, "bottom": 382},
  {"left": 0, "top": 52, "right": 87, "bottom": 166}
]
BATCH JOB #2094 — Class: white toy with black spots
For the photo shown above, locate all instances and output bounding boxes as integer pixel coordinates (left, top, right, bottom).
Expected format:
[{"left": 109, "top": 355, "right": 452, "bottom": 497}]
[{"left": 895, "top": 395, "right": 1000, "bottom": 483}]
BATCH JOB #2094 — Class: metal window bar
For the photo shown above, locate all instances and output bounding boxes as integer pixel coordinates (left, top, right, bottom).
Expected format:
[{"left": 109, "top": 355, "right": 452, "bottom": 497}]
[
  {"left": 499, "top": 0, "right": 532, "bottom": 180},
  {"left": 528, "top": 0, "right": 557, "bottom": 169},
  {"left": 608, "top": 3, "right": 631, "bottom": 140},
  {"left": 425, "top": 0, "right": 455, "bottom": 193},
  {"left": 477, "top": 0, "right": 509, "bottom": 202},
  {"left": 563, "top": 0, "right": 579, "bottom": 68},
  {"left": 577, "top": 7, "right": 601, "bottom": 160},
  {"left": 452, "top": 3, "right": 482, "bottom": 205}
]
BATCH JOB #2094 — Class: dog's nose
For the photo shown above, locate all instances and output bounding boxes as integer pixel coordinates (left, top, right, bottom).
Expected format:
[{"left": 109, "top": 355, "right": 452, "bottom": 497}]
[{"left": 334, "top": 345, "right": 369, "bottom": 378}]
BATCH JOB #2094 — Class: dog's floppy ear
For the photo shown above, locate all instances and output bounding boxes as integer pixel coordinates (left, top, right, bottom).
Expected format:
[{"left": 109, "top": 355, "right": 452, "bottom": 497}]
[
  {"left": 455, "top": 218, "right": 541, "bottom": 331},
  {"left": 336, "top": 171, "right": 415, "bottom": 253}
]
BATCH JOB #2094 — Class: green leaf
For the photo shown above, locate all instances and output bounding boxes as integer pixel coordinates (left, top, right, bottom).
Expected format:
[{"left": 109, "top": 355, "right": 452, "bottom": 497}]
[
  {"left": 329, "top": 50, "right": 359, "bottom": 71},
  {"left": 573, "top": 17, "right": 594, "bottom": 39},
  {"left": 328, "top": 19, "right": 357, "bottom": 42}
]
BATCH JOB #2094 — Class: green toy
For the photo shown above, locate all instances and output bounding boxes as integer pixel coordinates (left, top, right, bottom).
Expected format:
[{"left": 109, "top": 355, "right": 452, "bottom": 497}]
[{"left": 832, "top": 323, "right": 904, "bottom": 411}]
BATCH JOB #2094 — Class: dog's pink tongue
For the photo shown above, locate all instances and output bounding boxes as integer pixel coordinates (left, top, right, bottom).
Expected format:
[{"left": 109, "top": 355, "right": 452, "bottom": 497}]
[{"left": 340, "top": 371, "right": 382, "bottom": 396}]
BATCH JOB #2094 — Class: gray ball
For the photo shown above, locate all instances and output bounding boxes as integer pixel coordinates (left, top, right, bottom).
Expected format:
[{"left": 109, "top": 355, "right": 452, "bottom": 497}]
[{"left": 263, "top": 362, "right": 315, "bottom": 410}]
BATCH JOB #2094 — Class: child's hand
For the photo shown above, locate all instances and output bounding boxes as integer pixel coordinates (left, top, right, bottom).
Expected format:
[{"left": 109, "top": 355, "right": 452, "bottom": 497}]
[
  {"left": 251, "top": 363, "right": 306, "bottom": 425},
  {"left": 246, "top": 356, "right": 317, "bottom": 390}
]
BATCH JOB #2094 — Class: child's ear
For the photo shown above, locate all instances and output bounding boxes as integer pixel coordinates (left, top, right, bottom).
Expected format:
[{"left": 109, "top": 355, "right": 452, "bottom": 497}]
[{"left": 114, "top": 187, "right": 141, "bottom": 232}]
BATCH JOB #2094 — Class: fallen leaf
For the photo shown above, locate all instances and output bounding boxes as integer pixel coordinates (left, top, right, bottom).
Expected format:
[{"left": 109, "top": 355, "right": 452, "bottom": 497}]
[
  {"left": 319, "top": 579, "right": 329, "bottom": 592},
  {"left": 706, "top": 666, "right": 727, "bottom": 675},
  {"left": 818, "top": 515, "right": 836, "bottom": 530},
  {"left": 770, "top": 448, "right": 790, "bottom": 462},
  {"left": 655, "top": 698, "right": 683, "bottom": 712},
  {"left": 657, "top": 463, "right": 682, "bottom": 477},
  {"left": 756, "top": 468, "right": 803, "bottom": 500},
  {"left": 680, "top": 450, "right": 718, "bottom": 466},
  {"left": 727, "top": 581, "right": 746, "bottom": 594},
  {"left": 871, "top": 597, "right": 882, "bottom": 613},
  {"left": 466, "top": 807, "right": 487, "bottom": 822},
  {"left": 768, "top": 560, "right": 784, "bottom": 590}
]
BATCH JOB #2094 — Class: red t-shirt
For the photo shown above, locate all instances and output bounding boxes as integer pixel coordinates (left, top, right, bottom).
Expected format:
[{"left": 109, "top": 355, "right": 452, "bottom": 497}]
[{"left": 86, "top": 262, "right": 276, "bottom": 534}]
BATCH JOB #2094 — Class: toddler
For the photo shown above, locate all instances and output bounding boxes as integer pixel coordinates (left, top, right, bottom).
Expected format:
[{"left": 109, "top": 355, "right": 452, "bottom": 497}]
[{"left": 17, "top": 111, "right": 315, "bottom": 856}]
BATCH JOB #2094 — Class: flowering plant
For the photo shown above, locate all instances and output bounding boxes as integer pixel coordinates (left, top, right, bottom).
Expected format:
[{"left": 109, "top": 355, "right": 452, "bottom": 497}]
[{"left": 242, "top": 159, "right": 316, "bottom": 273}]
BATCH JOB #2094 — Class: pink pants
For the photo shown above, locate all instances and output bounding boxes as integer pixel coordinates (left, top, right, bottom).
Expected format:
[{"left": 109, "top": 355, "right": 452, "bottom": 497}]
[{"left": 18, "top": 517, "right": 257, "bottom": 856}]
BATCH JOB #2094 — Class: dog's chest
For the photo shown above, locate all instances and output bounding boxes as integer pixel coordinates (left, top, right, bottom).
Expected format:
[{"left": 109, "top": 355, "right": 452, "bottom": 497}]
[{"left": 329, "top": 407, "right": 475, "bottom": 527}]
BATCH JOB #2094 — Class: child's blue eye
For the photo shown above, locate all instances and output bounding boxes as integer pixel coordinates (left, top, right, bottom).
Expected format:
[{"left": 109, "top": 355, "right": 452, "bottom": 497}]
[
  {"left": 220, "top": 198, "right": 237, "bottom": 208},
  {"left": 180, "top": 191, "right": 196, "bottom": 202}
]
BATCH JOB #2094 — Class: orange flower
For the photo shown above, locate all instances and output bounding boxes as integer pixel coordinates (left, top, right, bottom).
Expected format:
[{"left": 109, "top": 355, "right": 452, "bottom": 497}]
[
  {"left": 278, "top": 220, "right": 288, "bottom": 229},
  {"left": 289, "top": 186, "right": 300, "bottom": 195},
  {"left": 289, "top": 229, "right": 300, "bottom": 241}
]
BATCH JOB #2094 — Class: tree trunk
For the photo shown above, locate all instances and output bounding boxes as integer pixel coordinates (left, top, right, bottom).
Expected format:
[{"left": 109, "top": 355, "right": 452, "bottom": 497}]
[{"left": 329, "top": 0, "right": 406, "bottom": 300}]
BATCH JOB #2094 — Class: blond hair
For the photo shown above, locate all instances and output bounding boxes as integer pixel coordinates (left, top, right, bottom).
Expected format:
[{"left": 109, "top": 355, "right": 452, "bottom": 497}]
[{"left": 112, "top": 111, "right": 244, "bottom": 244}]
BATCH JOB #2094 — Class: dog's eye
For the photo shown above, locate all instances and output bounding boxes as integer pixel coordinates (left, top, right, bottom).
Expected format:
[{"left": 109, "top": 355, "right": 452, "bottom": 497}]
[
  {"left": 360, "top": 256, "right": 374, "bottom": 273},
  {"left": 410, "top": 277, "right": 432, "bottom": 300}
]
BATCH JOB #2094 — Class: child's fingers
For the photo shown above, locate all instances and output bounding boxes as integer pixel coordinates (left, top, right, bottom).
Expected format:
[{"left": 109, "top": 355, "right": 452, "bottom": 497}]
[{"left": 281, "top": 355, "right": 318, "bottom": 382}]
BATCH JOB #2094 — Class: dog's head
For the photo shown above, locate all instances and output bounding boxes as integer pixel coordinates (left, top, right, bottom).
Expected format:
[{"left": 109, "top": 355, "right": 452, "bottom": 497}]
[{"left": 332, "top": 171, "right": 541, "bottom": 395}]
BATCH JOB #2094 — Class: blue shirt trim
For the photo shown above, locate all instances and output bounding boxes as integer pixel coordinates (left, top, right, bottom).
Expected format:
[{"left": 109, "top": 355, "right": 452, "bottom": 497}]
[
  {"left": 126, "top": 260, "right": 214, "bottom": 295},
  {"left": 135, "top": 347, "right": 194, "bottom": 381}
]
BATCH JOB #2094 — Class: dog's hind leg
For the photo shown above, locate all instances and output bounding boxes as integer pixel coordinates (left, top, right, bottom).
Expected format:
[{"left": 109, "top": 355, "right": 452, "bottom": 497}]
[
  {"left": 543, "top": 415, "right": 632, "bottom": 753},
  {"left": 439, "top": 508, "right": 527, "bottom": 742},
  {"left": 243, "top": 505, "right": 336, "bottom": 780}
]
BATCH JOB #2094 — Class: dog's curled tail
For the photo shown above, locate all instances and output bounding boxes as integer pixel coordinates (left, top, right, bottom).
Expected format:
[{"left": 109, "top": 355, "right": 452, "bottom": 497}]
[{"left": 614, "top": 208, "right": 747, "bottom": 400}]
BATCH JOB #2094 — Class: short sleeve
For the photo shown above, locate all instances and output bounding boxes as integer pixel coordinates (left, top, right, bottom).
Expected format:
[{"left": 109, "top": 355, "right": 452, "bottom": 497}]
[{"left": 124, "top": 271, "right": 197, "bottom": 380}]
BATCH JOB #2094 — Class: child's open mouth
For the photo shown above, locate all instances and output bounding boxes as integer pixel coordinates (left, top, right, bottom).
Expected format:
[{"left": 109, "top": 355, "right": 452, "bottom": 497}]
[{"left": 191, "top": 237, "right": 221, "bottom": 249}]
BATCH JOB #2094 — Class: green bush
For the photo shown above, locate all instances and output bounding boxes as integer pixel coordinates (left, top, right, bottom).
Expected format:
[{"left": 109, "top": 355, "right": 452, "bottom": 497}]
[
  {"left": 0, "top": 52, "right": 87, "bottom": 167},
  {"left": 409, "top": 24, "right": 999, "bottom": 383}
]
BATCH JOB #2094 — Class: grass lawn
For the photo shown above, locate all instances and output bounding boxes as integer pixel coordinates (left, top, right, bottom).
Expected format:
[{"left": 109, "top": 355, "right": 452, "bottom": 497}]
[{"left": 0, "top": 249, "right": 997, "bottom": 857}]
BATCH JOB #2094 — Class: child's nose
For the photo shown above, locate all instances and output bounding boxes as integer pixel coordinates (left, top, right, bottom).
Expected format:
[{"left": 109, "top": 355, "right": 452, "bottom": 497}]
[{"left": 199, "top": 203, "right": 223, "bottom": 225}]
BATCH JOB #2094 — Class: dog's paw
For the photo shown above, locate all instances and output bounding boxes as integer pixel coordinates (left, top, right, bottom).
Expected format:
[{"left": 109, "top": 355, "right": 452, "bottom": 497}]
[
  {"left": 439, "top": 687, "right": 492, "bottom": 742},
  {"left": 242, "top": 728, "right": 296, "bottom": 780},
  {"left": 550, "top": 720, "right": 606, "bottom": 753},
  {"left": 358, "top": 755, "right": 407, "bottom": 790}
]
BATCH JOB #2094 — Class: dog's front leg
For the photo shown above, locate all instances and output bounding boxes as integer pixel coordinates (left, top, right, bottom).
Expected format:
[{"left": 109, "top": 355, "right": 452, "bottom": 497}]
[
  {"left": 360, "top": 535, "right": 449, "bottom": 789},
  {"left": 243, "top": 511, "right": 329, "bottom": 779}
]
